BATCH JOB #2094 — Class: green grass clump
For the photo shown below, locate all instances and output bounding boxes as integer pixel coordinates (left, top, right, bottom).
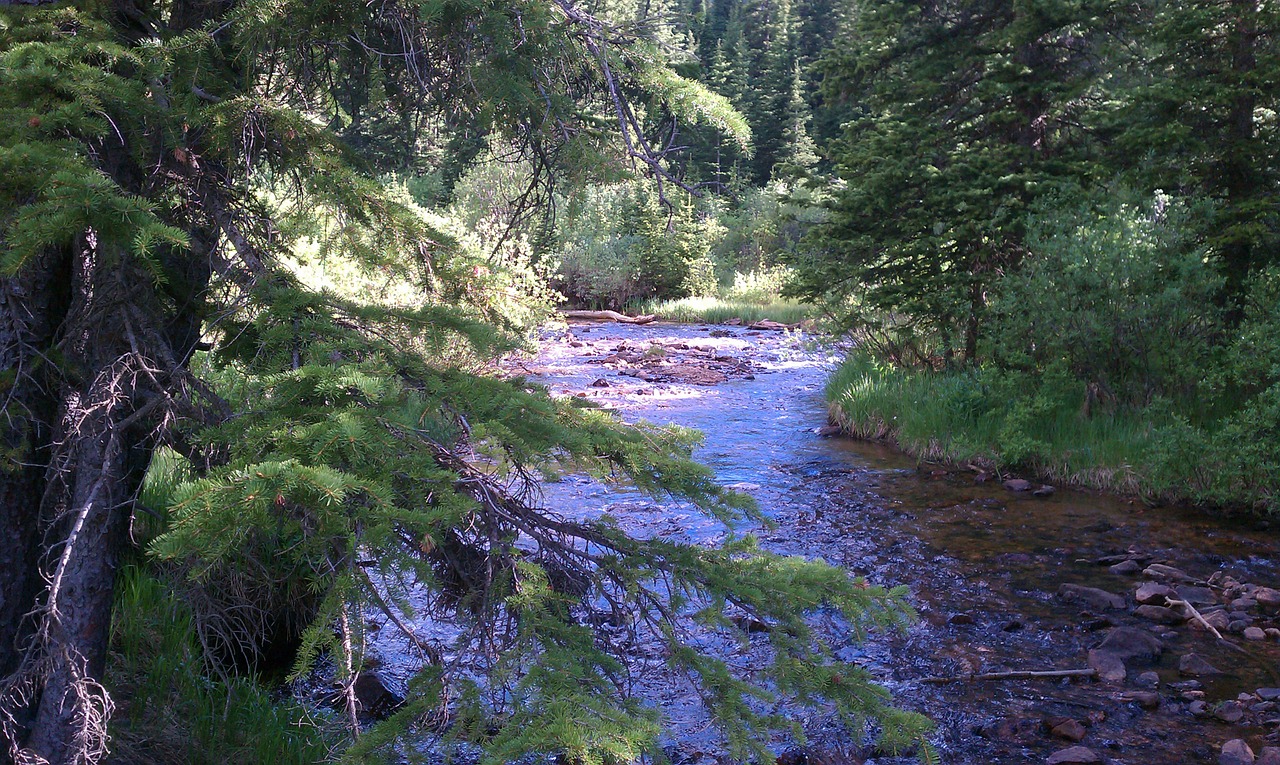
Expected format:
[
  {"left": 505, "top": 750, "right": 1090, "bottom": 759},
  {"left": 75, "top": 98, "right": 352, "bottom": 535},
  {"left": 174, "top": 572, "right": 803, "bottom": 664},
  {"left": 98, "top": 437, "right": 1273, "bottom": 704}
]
[
  {"left": 824, "top": 354, "right": 1241, "bottom": 504},
  {"left": 107, "top": 567, "right": 339, "bottom": 765},
  {"left": 632, "top": 296, "right": 815, "bottom": 325}
]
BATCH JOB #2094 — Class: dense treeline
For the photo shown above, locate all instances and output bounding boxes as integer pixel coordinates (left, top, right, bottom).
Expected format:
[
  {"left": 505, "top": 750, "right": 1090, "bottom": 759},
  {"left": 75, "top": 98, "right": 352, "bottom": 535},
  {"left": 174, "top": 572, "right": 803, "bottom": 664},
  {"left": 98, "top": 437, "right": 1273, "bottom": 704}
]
[{"left": 803, "top": 0, "right": 1279, "bottom": 509}]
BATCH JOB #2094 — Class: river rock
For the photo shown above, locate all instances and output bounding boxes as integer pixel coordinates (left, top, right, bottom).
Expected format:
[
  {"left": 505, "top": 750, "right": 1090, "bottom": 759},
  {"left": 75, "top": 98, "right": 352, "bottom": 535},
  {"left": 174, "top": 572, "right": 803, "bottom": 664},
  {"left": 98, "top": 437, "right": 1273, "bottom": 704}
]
[
  {"left": 1255, "top": 587, "right": 1280, "bottom": 611},
  {"left": 1192, "top": 609, "right": 1233, "bottom": 632},
  {"left": 1126, "top": 691, "right": 1161, "bottom": 709},
  {"left": 1257, "top": 688, "right": 1280, "bottom": 701},
  {"left": 1049, "top": 718, "right": 1087, "bottom": 742},
  {"left": 1046, "top": 746, "right": 1101, "bottom": 764},
  {"left": 1133, "top": 605, "right": 1183, "bottom": 624},
  {"left": 1088, "top": 650, "right": 1127, "bottom": 682},
  {"left": 1179, "top": 653, "right": 1223, "bottom": 676},
  {"left": 352, "top": 671, "right": 404, "bottom": 718},
  {"left": 1221, "top": 739, "right": 1255, "bottom": 765},
  {"left": 1110, "top": 559, "right": 1143, "bottom": 576},
  {"left": 1217, "top": 701, "right": 1246, "bottom": 723},
  {"left": 1144, "top": 563, "right": 1195, "bottom": 582},
  {"left": 1135, "top": 670, "right": 1160, "bottom": 688},
  {"left": 1059, "top": 583, "right": 1127, "bottom": 611},
  {"left": 1176, "top": 585, "right": 1218, "bottom": 605},
  {"left": 1135, "top": 582, "right": 1174, "bottom": 604},
  {"left": 1257, "top": 747, "right": 1280, "bottom": 765},
  {"left": 815, "top": 425, "right": 842, "bottom": 437},
  {"left": 1096, "top": 627, "right": 1164, "bottom": 662},
  {"left": 1033, "top": 484, "right": 1056, "bottom": 497},
  {"left": 1004, "top": 478, "right": 1033, "bottom": 492},
  {"left": 590, "top": 378, "right": 610, "bottom": 387},
  {"left": 1245, "top": 626, "right": 1267, "bottom": 641}
]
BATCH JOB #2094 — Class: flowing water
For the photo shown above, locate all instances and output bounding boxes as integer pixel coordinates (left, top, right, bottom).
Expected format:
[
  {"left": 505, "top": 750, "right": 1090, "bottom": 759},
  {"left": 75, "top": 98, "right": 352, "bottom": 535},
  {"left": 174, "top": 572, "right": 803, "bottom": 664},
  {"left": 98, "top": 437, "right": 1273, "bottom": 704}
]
[{"left": 375, "top": 321, "right": 1280, "bottom": 764}]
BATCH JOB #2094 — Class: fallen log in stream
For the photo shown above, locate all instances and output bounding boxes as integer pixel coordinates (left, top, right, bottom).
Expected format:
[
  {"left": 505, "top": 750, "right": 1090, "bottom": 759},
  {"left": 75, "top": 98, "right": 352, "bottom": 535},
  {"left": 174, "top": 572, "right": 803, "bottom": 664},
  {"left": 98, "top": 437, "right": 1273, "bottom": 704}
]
[{"left": 561, "top": 310, "right": 657, "bottom": 324}]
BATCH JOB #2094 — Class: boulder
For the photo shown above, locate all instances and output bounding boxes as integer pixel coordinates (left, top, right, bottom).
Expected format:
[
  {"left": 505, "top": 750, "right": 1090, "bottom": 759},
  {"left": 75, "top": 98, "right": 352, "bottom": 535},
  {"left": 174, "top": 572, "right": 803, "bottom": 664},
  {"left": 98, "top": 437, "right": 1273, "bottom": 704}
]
[
  {"left": 1004, "top": 478, "right": 1033, "bottom": 492},
  {"left": 1059, "top": 583, "right": 1127, "bottom": 611},
  {"left": 1245, "top": 626, "right": 1267, "bottom": 641},
  {"left": 1134, "top": 671, "right": 1160, "bottom": 688},
  {"left": 1216, "top": 701, "right": 1246, "bottom": 724},
  {"left": 1046, "top": 746, "right": 1101, "bottom": 764},
  {"left": 1257, "top": 747, "right": 1280, "bottom": 765},
  {"left": 1257, "top": 688, "right": 1280, "bottom": 701}
]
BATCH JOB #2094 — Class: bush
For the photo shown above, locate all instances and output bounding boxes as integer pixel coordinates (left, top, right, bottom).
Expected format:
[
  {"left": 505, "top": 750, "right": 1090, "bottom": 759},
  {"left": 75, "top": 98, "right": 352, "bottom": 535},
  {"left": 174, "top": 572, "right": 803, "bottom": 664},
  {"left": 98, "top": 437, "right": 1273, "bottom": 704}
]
[{"left": 988, "top": 188, "right": 1223, "bottom": 409}]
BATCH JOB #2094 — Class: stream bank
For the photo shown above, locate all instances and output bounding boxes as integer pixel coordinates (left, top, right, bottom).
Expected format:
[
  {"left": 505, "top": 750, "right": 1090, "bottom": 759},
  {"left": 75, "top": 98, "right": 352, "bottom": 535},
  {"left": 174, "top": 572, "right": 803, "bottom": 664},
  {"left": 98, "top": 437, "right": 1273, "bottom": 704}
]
[{"left": 510, "top": 321, "right": 1280, "bottom": 765}]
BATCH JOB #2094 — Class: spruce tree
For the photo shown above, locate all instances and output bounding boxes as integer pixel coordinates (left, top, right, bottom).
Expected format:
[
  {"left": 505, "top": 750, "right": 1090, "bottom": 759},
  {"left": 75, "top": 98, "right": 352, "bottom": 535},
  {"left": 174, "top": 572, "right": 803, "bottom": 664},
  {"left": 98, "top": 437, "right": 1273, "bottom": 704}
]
[{"left": 0, "top": 1, "right": 928, "bottom": 763}]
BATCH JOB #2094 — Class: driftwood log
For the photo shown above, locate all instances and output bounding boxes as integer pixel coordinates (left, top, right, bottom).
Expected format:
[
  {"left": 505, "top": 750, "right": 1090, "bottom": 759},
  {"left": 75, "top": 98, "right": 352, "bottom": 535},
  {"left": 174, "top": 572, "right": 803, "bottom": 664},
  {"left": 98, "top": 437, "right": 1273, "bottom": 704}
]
[{"left": 561, "top": 310, "right": 657, "bottom": 324}]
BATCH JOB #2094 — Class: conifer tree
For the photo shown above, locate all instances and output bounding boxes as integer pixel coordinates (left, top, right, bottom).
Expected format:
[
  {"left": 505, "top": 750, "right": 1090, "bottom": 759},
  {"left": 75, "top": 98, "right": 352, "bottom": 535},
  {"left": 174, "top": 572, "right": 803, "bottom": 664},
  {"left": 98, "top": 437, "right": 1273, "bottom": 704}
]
[{"left": 0, "top": 2, "right": 926, "bottom": 764}]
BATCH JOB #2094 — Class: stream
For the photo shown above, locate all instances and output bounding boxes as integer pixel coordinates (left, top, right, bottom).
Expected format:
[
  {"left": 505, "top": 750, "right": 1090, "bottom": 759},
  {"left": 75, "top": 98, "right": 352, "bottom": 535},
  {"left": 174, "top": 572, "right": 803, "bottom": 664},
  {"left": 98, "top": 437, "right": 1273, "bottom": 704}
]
[{"left": 374, "top": 321, "right": 1280, "bottom": 764}]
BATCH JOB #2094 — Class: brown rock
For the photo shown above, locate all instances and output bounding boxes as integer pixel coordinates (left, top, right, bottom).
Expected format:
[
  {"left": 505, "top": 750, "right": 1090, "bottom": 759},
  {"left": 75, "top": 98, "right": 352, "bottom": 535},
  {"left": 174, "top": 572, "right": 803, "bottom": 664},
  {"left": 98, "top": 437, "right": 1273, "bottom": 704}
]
[
  {"left": 1135, "top": 582, "right": 1174, "bottom": 604},
  {"left": 1049, "top": 719, "right": 1088, "bottom": 742},
  {"left": 1059, "top": 583, "right": 1127, "bottom": 611},
  {"left": 1179, "top": 653, "right": 1223, "bottom": 676},
  {"left": 1004, "top": 478, "right": 1033, "bottom": 492},
  {"left": 1046, "top": 746, "right": 1101, "bottom": 764},
  {"left": 1221, "top": 739, "right": 1255, "bottom": 765},
  {"left": 1192, "top": 609, "right": 1232, "bottom": 632}
]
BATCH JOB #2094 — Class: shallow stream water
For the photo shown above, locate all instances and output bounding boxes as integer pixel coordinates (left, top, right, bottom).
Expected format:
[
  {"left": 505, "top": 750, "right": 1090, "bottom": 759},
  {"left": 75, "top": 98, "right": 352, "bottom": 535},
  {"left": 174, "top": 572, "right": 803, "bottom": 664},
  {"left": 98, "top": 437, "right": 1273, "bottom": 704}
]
[{"left": 376, "top": 321, "right": 1280, "bottom": 764}]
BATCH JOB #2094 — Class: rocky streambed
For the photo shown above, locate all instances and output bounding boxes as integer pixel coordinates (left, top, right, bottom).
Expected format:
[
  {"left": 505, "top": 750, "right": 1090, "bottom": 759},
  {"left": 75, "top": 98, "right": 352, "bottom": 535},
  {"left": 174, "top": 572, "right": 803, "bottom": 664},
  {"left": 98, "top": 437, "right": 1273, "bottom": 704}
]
[{"left": 360, "top": 320, "right": 1280, "bottom": 765}]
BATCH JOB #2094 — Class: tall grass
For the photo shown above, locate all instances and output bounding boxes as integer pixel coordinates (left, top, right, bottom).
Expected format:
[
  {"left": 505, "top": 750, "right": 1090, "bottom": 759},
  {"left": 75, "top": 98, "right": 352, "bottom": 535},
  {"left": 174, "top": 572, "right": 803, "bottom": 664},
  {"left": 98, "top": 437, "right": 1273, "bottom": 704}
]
[
  {"left": 824, "top": 354, "right": 1183, "bottom": 497},
  {"left": 107, "top": 567, "right": 339, "bottom": 764}
]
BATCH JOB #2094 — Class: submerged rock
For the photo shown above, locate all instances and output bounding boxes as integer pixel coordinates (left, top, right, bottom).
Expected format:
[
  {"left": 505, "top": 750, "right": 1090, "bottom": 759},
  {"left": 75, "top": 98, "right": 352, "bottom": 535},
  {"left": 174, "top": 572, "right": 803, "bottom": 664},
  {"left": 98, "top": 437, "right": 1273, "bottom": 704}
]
[
  {"left": 1059, "top": 583, "right": 1127, "bottom": 611},
  {"left": 1179, "top": 653, "right": 1223, "bottom": 677},
  {"left": 1046, "top": 746, "right": 1101, "bottom": 764}
]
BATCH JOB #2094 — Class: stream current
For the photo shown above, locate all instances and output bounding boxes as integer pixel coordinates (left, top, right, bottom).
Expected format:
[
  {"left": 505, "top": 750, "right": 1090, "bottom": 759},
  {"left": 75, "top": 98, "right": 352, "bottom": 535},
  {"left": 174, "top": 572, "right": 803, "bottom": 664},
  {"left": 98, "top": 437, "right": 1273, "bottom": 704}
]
[{"left": 373, "top": 321, "right": 1280, "bottom": 764}]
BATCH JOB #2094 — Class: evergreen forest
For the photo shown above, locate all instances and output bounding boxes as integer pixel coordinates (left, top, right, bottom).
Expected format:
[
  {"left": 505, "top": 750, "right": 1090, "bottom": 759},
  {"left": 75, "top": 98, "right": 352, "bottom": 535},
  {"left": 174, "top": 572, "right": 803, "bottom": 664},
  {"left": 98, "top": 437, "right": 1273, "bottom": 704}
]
[{"left": 1, "top": 0, "right": 1278, "bottom": 763}]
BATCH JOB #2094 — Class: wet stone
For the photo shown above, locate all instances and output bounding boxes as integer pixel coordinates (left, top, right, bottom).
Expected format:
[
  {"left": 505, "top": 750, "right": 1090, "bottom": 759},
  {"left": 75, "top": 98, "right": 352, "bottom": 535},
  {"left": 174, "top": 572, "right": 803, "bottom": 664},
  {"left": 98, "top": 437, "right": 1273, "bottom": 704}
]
[
  {"left": 1255, "top": 587, "right": 1280, "bottom": 611},
  {"left": 1221, "top": 739, "right": 1255, "bottom": 765},
  {"left": 1190, "top": 700, "right": 1210, "bottom": 716},
  {"left": 1258, "top": 747, "right": 1280, "bottom": 765},
  {"left": 1245, "top": 626, "right": 1267, "bottom": 641},
  {"left": 1179, "top": 653, "right": 1223, "bottom": 677},
  {"left": 1059, "top": 583, "right": 1127, "bottom": 611},
  {"left": 1145, "top": 563, "right": 1195, "bottom": 582},
  {"left": 1177, "top": 585, "right": 1218, "bottom": 605},
  {"left": 1096, "top": 626, "right": 1164, "bottom": 662},
  {"left": 1135, "top": 582, "right": 1174, "bottom": 605},
  {"left": 1004, "top": 478, "right": 1033, "bottom": 492},
  {"left": 1133, "top": 605, "right": 1183, "bottom": 624},
  {"left": 1048, "top": 718, "right": 1088, "bottom": 742},
  {"left": 1233, "top": 598, "right": 1260, "bottom": 611},
  {"left": 1217, "top": 701, "right": 1246, "bottom": 724},
  {"left": 1126, "top": 691, "right": 1161, "bottom": 709},
  {"left": 1134, "top": 671, "right": 1160, "bottom": 688},
  {"left": 1046, "top": 746, "right": 1101, "bottom": 764},
  {"left": 1257, "top": 688, "right": 1280, "bottom": 701},
  {"left": 1267, "top": 628, "right": 1280, "bottom": 640},
  {"left": 1230, "top": 620, "right": 1253, "bottom": 633},
  {"left": 1110, "top": 559, "right": 1143, "bottom": 576}
]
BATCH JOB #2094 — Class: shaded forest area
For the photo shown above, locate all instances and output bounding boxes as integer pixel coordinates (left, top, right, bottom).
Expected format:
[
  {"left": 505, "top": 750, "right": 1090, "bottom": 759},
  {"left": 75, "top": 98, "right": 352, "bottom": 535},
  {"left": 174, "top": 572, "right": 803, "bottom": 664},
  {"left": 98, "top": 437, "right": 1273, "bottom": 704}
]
[{"left": 1, "top": 0, "right": 1278, "bottom": 763}]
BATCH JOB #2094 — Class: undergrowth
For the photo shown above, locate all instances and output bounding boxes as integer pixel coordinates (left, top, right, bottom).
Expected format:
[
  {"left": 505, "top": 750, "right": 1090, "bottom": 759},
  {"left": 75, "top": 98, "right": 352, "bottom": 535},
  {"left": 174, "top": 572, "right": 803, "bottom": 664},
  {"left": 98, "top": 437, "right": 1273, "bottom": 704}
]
[
  {"left": 632, "top": 296, "right": 814, "bottom": 325},
  {"left": 106, "top": 567, "right": 339, "bottom": 765}
]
